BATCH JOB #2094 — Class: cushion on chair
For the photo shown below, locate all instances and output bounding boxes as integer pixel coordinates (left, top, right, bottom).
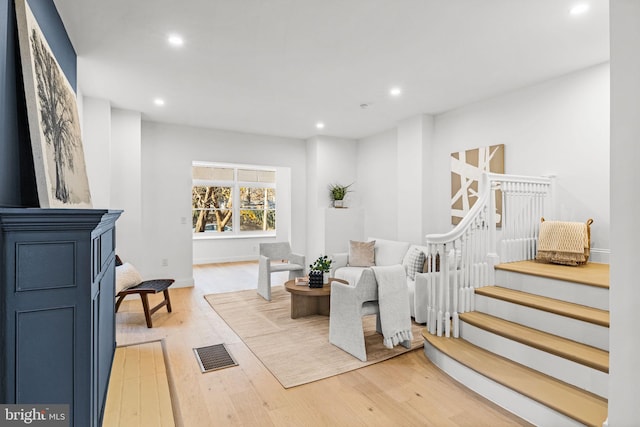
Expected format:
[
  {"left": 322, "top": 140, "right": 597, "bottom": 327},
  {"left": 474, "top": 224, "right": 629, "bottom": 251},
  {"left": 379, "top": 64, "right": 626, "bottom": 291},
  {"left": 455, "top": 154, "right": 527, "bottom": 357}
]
[
  {"left": 270, "top": 262, "right": 304, "bottom": 273},
  {"left": 115, "top": 262, "right": 143, "bottom": 294},
  {"left": 370, "top": 238, "right": 410, "bottom": 266},
  {"left": 348, "top": 240, "right": 376, "bottom": 267}
]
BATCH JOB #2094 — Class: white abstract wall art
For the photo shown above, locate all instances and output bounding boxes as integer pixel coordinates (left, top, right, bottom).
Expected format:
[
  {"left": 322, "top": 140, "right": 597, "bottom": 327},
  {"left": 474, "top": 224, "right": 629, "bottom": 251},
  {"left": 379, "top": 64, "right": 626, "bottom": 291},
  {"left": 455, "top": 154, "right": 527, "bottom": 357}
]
[{"left": 450, "top": 144, "right": 504, "bottom": 225}]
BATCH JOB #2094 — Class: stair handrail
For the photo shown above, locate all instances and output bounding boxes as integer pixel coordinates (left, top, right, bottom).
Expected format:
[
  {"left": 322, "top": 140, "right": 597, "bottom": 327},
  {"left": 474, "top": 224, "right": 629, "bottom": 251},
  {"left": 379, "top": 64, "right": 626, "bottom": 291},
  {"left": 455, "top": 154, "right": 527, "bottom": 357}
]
[
  {"left": 425, "top": 174, "right": 492, "bottom": 245},
  {"left": 422, "top": 172, "right": 553, "bottom": 338}
]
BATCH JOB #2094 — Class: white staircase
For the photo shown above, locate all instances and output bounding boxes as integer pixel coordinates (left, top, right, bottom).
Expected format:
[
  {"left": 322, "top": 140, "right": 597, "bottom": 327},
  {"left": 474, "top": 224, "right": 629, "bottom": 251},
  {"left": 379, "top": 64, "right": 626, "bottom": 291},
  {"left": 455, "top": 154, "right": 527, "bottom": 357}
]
[{"left": 423, "top": 261, "right": 609, "bottom": 426}]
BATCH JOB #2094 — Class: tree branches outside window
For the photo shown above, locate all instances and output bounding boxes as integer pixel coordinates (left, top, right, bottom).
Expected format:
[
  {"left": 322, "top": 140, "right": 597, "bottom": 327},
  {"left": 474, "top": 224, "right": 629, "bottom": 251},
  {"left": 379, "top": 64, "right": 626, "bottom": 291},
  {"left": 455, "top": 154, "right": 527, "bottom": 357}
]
[{"left": 191, "top": 165, "right": 276, "bottom": 235}]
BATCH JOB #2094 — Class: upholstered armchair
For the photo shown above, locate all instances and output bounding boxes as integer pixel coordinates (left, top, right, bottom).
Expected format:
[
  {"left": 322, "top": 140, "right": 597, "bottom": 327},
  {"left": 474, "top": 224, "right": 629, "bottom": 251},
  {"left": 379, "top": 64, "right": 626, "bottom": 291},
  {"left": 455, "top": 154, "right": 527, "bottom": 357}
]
[
  {"left": 257, "top": 242, "right": 305, "bottom": 301},
  {"left": 329, "top": 268, "right": 381, "bottom": 361}
]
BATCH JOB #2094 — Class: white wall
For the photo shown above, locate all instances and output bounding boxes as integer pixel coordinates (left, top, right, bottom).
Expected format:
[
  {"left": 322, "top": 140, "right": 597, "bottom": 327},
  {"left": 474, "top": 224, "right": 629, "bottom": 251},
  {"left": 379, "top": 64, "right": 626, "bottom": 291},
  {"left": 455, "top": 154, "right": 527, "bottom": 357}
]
[
  {"left": 354, "top": 64, "right": 609, "bottom": 259},
  {"left": 81, "top": 97, "right": 111, "bottom": 209},
  {"left": 397, "top": 114, "right": 435, "bottom": 244},
  {"left": 323, "top": 207, "right": 364, "bottom": 255},
  {"left": 609, "top": 0, "right": 640, "bottom": 424},
  {"left": 305, "top": 136, "right": 358, "bottom": 259},
  {"left": 82, "top": 63, "right": 610, "bottom": 288},
  {"left": 82, "top": 98, "right": 157, "bottom": 280},
  {"left": 141, "top": 121, "right": 307, "bottom": 284},
  {"left": 433, "top": 63, "right": 610, "bottom": 257},
  {"left": 110, "top": 109, "right": 144, "bottom": 269},
  {"left": 356, "top": 128, "right": 398, "bottom": 241}
]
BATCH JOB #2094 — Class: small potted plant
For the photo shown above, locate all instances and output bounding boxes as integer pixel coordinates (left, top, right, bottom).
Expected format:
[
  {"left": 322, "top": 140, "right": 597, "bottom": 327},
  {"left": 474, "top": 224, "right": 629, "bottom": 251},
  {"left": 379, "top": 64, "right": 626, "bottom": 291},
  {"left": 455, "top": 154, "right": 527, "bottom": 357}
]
[
  {"left": 309, "top": 255, "right": 332, "bottom": 287},
  {"left": 329, "top": 183, "right": 353, "bottom": 208}
]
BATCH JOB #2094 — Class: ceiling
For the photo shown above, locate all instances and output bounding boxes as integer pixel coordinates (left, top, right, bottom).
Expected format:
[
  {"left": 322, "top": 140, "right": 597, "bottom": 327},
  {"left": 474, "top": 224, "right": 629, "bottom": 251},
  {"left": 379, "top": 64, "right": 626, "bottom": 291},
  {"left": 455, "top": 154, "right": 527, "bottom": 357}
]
[{"left": 53, "top": 0, "right": 609, "bottom": 140}]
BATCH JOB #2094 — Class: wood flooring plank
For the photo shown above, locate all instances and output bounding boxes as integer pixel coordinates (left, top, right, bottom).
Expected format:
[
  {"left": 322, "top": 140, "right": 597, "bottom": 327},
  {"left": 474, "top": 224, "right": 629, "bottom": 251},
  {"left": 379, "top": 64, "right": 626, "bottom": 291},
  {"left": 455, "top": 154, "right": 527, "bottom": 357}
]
[
  {"left": 111, "top": 262, "right": 533, "bottom": 426},
  {"left": 495, "top": 260, "right": 609, "bottom": 288},
  {"left": 475, "top": 286, "right": 610, "bottom": 326},
  {"left": 103, "top": 349, "right": 124, "bottom": 426},
  {"left": 461, "top": 311, "right": 609, "bottom": 372},
  {"left": 104, "top": 341, "right": 175, "bottom": 427},
  {"left": 424, "top": 332, "right": 608, "bottom": 427}
]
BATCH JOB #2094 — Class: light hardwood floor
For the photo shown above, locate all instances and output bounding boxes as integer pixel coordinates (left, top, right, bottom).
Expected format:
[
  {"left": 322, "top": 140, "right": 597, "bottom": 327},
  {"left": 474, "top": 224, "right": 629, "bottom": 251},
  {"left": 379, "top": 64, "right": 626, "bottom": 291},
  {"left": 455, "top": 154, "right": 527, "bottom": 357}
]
[
  {"left": 114, "top": 262, "right": 532, "bottom": 426},
  {"left": 104, "top": 341, "right": 176, "bottom": 426}
]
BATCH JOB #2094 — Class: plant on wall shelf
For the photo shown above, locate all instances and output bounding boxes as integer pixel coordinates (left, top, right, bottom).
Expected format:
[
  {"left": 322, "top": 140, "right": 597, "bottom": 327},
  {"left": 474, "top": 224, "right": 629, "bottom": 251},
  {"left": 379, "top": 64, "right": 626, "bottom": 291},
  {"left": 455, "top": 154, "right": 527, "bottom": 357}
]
[{"left": 329, "top": 183, "right": 353, "bottom": 208}]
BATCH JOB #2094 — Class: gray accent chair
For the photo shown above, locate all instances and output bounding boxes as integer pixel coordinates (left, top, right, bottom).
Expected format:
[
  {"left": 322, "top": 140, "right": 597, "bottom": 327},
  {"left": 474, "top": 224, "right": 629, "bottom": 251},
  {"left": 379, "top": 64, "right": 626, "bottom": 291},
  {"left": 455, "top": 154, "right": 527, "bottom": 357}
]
[
  {"left": 329, "top": 268, "right": 385, "bottom": 361},
  {"left": 257, "top": 242, "right": 305, "bottom": 301}
]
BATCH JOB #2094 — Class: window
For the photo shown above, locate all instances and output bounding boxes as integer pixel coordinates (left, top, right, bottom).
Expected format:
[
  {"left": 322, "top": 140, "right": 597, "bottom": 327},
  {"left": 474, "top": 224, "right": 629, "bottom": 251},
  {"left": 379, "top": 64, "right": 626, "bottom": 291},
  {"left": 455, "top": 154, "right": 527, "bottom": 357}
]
[{"left": 192, "top": 163, "right": 276, "bottom": 236}]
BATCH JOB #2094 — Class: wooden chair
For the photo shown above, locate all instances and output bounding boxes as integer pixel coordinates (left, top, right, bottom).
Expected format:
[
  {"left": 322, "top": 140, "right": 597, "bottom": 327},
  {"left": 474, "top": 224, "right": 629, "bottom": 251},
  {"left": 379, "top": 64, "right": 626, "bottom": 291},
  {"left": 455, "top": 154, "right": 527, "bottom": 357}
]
[{"left": 114, "top": 256, "right": 174, "bottom": 328}]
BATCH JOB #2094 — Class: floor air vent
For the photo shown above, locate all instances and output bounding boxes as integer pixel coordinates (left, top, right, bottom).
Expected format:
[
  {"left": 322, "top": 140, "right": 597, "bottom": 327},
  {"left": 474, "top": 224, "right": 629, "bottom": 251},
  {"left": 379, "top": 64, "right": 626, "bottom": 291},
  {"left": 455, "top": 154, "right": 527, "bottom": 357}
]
[{"left": 194, "top": 343, "right": 238, "bottom": 373}]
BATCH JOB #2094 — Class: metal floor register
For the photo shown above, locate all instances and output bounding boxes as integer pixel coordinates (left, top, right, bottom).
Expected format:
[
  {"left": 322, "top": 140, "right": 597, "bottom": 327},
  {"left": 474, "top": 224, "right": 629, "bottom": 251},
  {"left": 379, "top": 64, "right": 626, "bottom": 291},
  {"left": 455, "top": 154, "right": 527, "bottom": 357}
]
[{"left": 194, "top": 343, "right": 238, "bottom": 373}]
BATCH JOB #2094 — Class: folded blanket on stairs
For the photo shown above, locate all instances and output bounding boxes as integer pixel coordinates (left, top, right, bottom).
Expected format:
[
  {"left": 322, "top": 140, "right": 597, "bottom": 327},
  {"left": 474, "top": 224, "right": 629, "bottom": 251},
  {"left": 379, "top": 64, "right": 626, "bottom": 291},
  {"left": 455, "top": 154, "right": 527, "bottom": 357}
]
[
  {"left": 371, "top": 265, "right": 413, "bottom": 349},
  {"left": 536, "top": 218, "right": 592, "bottom": 266}
]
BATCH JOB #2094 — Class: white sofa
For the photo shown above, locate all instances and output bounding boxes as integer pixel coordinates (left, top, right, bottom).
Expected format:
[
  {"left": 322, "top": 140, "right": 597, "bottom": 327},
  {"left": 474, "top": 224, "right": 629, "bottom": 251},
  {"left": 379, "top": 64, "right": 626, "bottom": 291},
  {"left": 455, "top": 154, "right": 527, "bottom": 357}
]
[{"left": 330, "top": 238, "right": 430, "bottom": 323}]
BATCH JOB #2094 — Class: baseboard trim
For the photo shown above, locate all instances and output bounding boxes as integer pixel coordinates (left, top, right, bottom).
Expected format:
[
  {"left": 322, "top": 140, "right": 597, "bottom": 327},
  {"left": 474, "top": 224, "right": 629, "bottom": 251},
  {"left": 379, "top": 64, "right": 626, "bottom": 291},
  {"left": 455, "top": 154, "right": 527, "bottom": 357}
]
[
  {"left": 589, "top": 248, "right": 610, "bottom": 264},
  {"left": 173, "top": 277, "right": 194, "bottom": 288},
  {"left": 193, "top": 256, "right": 258, "bottom": 265}
]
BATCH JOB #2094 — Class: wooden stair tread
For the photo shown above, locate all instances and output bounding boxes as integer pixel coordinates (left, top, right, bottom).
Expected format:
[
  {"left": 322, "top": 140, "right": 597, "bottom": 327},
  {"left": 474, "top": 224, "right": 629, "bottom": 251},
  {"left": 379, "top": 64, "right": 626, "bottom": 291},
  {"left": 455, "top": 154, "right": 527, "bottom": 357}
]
[
  {"left": 460, "top": 312, "right": 609, "bottom": 373},
  {"left": 422, "top": 331, "right": 608, "bottom": 427},
  {"left": 495, "top": 260, "right": 609, "bottom": 289},
  {"left": 476, "top": 286, "right": 610, "bottom": 327}
]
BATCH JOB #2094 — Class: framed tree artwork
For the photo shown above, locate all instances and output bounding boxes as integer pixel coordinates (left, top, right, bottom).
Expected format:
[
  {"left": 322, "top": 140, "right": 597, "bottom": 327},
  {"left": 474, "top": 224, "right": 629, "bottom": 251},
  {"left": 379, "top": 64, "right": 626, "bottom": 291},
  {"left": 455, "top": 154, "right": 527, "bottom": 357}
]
[
  {"left": 451, "top": 144, "right": 504, "bottom": 225},
  {"left": 15, "top": 0, "right": 92, "bottom": 208}
]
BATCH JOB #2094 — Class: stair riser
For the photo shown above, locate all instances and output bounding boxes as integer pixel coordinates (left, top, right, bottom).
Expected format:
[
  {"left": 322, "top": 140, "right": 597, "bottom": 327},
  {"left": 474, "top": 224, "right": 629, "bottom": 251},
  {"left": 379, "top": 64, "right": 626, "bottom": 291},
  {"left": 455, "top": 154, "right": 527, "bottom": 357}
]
[
  {"left": 460, "top": 321, "right": 608, "bottom": 398},
  {"left": 474, "top": 295, "right": 609, "bottom": 351},
  {"left": 495, "top": 269, "right": 609, "bottom": 311},
  {"left": 424, "top": 342, "right": 586, "bottom": 427}
]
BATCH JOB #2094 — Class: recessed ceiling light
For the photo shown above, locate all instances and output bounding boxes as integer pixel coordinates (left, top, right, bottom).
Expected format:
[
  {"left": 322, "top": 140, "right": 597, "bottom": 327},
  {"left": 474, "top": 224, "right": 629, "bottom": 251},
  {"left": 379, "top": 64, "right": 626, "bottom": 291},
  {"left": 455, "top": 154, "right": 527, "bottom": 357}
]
[
  {"left": 316, "top": 122, "right": 325, "bottom": 129},
  {"left": 168, "top": 34, "right": 184, "bottom": 47},
  {"left": 154, "top": 98, "right": 165, "bottom": 106},
  {"left": 390, "top": 87, "right": 402, "bottom": 97},
  {"left": 569, "top": 3, "right": 590, "bottom": 15}
]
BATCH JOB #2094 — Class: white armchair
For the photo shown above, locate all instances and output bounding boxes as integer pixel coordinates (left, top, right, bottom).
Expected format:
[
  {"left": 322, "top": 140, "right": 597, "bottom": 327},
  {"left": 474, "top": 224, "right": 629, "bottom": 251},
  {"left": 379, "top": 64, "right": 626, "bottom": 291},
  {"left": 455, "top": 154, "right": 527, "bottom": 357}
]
[
  {"left": 257, "top": 242, "right": 305, "bottom": 301},
  {"left": 329, "top": 268, "right": 381, "bottom": 361}
]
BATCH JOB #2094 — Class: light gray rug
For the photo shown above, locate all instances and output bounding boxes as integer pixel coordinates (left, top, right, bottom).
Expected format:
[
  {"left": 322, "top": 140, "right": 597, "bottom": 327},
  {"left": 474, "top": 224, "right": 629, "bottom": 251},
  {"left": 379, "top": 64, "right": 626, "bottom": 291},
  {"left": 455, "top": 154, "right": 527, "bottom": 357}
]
[{"left": 204, "top": 285, "right": 424, "bottom": 388}]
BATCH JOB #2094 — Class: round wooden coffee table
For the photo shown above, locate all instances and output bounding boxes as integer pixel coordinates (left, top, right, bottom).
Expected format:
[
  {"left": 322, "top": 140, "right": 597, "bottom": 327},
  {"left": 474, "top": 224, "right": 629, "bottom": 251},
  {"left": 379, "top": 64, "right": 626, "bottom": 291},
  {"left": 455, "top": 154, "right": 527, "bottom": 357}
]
[{"left": 284, "top": 277, "right": 348, "bottom": 319}]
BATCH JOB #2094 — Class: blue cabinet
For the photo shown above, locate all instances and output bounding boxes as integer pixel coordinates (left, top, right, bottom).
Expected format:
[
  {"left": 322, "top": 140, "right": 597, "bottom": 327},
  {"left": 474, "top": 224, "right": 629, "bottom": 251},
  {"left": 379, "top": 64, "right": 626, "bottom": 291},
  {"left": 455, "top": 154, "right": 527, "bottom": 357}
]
[{"left": 0, "top": 208, "right": 121, "bottom": 426}]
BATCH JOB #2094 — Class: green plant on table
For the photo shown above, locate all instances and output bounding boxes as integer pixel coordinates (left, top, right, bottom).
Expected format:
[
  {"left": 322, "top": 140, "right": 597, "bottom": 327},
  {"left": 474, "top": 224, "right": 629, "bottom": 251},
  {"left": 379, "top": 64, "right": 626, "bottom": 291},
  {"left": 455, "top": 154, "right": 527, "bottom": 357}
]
[{"left": 309, "top": 255, "right": 333, "bottom": 272}]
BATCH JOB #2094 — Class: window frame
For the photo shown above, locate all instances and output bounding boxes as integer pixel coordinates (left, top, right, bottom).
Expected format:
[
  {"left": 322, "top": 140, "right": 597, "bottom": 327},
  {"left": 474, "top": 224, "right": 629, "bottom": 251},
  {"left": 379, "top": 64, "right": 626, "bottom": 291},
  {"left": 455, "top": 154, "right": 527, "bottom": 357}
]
[{"left": 192, "top": 162, "right": 277, "bottom": 239}]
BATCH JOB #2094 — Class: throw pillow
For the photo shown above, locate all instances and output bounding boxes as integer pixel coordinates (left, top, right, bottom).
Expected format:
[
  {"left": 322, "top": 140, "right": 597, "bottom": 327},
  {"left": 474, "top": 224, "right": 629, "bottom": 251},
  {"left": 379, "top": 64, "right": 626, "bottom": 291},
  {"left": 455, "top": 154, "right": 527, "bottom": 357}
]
[
  {"left": 404, "top": 247, "right": 426, "bottom": 280},
  {"left": 370, "top": 238, "right": 411, "bottom": 266},
  {"left": 349, "top": 240, "right": 376, "bottom": 267},
  {"left": 115, "top": 262, "right": 143, "bottom": 294}
]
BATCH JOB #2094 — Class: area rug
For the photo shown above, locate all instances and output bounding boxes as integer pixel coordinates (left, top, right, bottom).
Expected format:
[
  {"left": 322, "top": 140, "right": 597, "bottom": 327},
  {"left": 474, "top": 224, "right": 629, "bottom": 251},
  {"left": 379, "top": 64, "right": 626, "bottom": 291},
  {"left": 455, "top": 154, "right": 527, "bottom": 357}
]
[{"left": 204, "top": 285, "right": 424, "bottom": 388}]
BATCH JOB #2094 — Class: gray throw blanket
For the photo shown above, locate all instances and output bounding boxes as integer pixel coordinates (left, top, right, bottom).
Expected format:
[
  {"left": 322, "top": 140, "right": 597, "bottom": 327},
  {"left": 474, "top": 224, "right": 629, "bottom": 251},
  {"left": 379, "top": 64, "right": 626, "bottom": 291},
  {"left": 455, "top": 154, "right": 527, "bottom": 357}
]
[{"left": 371, "top": 265, "right": 413, "bottom": 349}]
